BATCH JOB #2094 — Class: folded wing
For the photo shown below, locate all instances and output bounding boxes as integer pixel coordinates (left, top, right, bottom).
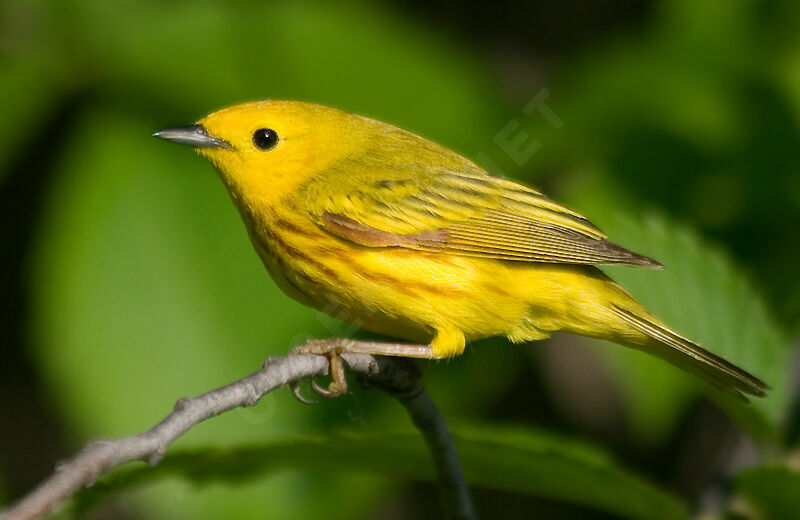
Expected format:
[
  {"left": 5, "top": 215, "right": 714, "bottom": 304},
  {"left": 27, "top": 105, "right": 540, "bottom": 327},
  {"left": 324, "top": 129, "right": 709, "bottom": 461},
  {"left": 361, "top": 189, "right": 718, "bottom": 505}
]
[{"left": 306, "top": 168, "right": 660, "bottom": 268}]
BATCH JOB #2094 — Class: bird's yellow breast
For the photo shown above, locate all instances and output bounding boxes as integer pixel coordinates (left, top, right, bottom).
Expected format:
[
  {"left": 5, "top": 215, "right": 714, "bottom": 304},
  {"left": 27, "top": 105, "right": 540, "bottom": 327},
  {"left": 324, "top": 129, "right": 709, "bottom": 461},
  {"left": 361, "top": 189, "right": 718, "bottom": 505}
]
[{"left": 243, "top": 200, "right": 621, "bottom": 356}]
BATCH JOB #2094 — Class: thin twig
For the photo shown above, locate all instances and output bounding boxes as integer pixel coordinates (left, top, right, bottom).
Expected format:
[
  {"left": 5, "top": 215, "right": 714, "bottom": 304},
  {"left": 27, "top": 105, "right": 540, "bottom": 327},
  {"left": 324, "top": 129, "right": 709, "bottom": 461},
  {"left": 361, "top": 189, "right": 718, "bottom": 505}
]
[{"left": 1, "top": 340, "right": 475, "bottom": 520}]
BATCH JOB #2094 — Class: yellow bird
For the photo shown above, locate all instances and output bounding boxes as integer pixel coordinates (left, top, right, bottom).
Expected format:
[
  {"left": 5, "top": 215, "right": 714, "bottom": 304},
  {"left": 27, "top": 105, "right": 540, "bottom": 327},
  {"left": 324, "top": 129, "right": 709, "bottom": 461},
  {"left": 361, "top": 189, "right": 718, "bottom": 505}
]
[{"left": 154, "top": 100, "right": 766, "bottom": 401}]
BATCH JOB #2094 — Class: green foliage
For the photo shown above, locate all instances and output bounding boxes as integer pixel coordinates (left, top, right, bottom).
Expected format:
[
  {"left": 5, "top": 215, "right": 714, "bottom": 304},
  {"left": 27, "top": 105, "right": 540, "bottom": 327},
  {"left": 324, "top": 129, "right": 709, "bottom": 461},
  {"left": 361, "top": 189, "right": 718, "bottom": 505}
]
[
  {"left": 504, "top": 0, "right": 800, "bottom": 328},
  {"left": 570, "top": 204, "right": 793, "bottom": 444},
  {"left": 736, "top": 465, "right": 800, "bottom": 520},
  {"left": 74, "top": 428, "right": 686, "bottom": 520},
  {"left": 0, "top": 63, "right": 59, "bottom": 180}
]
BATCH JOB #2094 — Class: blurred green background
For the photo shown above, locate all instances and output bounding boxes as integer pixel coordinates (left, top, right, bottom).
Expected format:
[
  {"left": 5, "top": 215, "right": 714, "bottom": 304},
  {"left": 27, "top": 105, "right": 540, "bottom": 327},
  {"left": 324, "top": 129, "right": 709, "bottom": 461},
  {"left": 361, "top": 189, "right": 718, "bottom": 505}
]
[{"left": 2, "top": 0, "right": 799, "bottom": 518}]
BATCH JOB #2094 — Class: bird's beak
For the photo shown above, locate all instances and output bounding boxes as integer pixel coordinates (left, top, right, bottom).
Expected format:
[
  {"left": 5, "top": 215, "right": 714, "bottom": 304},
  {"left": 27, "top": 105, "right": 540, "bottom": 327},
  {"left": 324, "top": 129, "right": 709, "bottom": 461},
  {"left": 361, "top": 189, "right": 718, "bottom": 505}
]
[{"left": 152, "top": 124, "right": 233, "bottom": 150}]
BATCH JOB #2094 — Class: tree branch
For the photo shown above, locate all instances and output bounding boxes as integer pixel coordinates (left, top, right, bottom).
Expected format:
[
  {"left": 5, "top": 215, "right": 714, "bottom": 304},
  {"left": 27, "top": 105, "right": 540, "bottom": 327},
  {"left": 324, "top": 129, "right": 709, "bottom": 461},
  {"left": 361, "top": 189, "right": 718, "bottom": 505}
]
[{"left": 1, "top": 341, "right": 475, "bottom": 520}]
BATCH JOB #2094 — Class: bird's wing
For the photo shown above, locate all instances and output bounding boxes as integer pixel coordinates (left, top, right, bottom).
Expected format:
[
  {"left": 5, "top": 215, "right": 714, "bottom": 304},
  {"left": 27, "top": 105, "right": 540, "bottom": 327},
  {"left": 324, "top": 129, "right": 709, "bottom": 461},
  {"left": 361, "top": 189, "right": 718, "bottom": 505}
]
[{"left": 305, "top": 168, "right": 660, "bottom": 267}]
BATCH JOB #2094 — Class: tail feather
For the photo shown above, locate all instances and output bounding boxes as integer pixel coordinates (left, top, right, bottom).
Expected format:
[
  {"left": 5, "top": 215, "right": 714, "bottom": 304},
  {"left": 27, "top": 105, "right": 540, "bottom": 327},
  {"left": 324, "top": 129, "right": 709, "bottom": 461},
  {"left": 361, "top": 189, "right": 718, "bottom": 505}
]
[{"left": 612, "top": 306, "right": 768, "bottom": 402}]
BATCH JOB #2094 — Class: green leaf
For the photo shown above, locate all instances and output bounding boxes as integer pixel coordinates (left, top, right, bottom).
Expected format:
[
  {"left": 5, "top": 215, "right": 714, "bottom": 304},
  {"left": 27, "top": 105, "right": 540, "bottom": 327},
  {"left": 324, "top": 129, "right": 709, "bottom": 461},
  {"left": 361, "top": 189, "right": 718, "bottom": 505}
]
[
  {"left": 736, "top": 465, "right": 800, "bottom": 520},
  {"left": 73, "top": 427, "right": 686, "bottom": 520},
  {"left": 569, "top": 187, "right": 793, "bottom": 442}
]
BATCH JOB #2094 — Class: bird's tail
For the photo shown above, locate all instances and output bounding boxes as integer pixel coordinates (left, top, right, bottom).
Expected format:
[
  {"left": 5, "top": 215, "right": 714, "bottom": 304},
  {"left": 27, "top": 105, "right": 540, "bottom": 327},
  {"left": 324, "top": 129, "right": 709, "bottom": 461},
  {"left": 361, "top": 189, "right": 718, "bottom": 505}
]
[{"left": 612, "top": 305, "right": 767, "bottom": 401}]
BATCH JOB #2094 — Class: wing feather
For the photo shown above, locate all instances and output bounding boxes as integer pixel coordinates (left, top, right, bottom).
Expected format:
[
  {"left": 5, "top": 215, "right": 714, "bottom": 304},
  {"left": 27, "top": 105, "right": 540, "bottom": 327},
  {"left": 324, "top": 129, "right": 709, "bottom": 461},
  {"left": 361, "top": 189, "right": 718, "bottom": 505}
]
[{"left": 305, "top": 161, "right": 660, "bottom": 268}]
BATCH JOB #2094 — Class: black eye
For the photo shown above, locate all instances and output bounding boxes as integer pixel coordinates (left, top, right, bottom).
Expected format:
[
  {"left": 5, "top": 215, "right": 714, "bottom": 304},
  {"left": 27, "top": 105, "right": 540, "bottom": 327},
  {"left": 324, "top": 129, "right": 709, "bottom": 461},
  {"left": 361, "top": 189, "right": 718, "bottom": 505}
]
[{"left": 252, "top": 128, "right": 279, "bottom": 150}]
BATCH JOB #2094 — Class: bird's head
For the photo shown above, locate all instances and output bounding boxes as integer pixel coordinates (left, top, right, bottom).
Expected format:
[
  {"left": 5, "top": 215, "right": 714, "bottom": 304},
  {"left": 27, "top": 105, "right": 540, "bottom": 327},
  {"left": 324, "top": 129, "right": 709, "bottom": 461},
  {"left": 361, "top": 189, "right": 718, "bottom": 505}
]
[{"left": 153, "top": 100, "right": 370, "bottom": 209}]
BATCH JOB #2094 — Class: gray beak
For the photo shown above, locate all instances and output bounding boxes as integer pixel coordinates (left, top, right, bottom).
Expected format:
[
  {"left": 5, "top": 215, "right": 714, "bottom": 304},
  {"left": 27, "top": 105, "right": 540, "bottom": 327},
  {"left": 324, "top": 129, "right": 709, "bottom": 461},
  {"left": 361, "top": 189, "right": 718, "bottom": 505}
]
[{"left": 152, "top": 124, "right": 232, "bottom": 150}]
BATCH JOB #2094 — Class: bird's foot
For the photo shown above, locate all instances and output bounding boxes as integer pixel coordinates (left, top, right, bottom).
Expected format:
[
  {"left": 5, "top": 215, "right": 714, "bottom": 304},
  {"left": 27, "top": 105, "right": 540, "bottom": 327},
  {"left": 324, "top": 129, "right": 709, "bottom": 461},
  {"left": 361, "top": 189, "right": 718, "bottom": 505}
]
[
  {"left": 290, "top": 339, "right": 351, "bottom": 401},
  {"left": 289, "top": 339, "right": 433, "bottom": 403}
]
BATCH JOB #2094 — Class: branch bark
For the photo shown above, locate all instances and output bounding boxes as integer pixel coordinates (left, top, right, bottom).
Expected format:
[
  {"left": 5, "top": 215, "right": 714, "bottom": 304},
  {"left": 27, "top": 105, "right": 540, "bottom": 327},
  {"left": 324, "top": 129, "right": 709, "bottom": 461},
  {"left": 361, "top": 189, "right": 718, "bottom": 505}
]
[{"left": 1, "top": 341, "right": 475, "bottom": 520}]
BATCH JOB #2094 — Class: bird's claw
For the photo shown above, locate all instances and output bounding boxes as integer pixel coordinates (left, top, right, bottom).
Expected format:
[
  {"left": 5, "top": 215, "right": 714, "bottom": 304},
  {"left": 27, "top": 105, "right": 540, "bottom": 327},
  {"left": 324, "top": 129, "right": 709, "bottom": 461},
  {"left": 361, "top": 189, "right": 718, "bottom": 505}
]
[
  {"left": 289, "top": 339, "right": 350, "bottom": 402},
  {"left": 290, "top": 380, "right": 317, "bottom": 405},
  {"left": 289, "top": 375, "right": 348, "bottom": 404},
  {"left": 311, "top": 378, "right": 347, "bottom": 398}
]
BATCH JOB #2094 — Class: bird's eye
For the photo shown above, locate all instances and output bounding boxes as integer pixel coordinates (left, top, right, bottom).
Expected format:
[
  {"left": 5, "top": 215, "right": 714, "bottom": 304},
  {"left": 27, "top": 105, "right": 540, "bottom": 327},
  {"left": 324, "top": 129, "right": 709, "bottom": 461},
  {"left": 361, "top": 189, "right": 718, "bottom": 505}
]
[{"left": 252, "top": 128, "right": 279, "bottom": 151}]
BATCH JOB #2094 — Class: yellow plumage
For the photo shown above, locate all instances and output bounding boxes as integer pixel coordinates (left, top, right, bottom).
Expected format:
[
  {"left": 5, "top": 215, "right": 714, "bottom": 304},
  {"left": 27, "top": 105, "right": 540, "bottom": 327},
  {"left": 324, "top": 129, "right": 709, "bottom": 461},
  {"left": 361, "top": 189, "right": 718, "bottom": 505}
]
[{"left": 154, "top": 100, "right": 766, "bottom": 401}]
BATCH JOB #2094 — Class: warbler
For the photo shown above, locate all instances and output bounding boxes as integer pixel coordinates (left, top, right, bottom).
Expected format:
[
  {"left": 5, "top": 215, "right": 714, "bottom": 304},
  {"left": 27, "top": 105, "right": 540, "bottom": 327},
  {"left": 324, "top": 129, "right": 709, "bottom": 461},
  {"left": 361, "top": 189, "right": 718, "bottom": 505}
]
[{"left": 154, "top": 100, "right": 766, "bottom": 401}]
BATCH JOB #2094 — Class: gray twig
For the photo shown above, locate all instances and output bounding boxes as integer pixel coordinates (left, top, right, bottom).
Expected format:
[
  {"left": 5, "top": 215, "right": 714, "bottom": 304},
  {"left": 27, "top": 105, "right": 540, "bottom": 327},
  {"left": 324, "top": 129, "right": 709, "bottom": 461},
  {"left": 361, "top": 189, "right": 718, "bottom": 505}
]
[{"left": 1, "top": 340, "right": 475, "bottom": 520}]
